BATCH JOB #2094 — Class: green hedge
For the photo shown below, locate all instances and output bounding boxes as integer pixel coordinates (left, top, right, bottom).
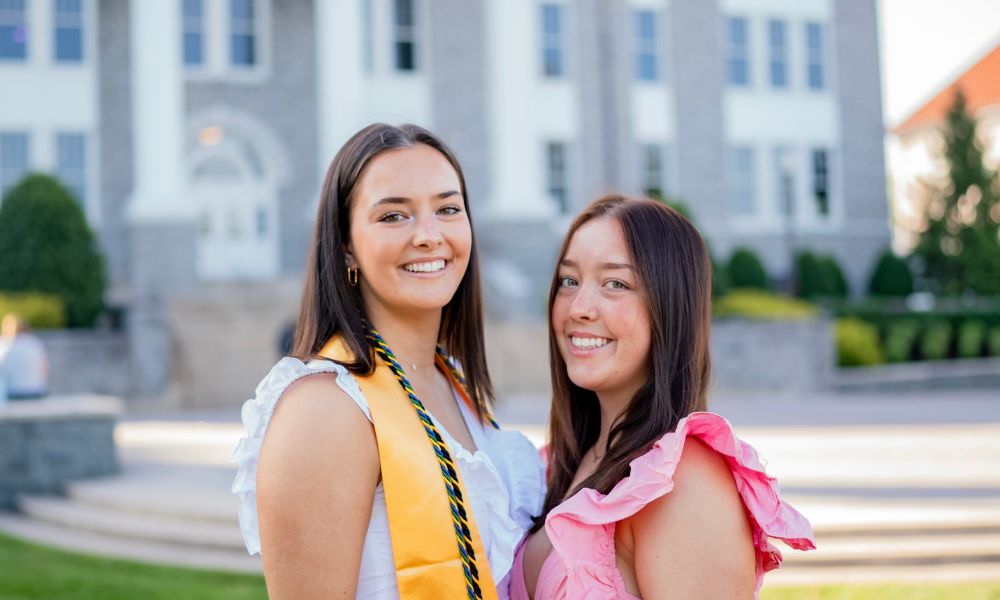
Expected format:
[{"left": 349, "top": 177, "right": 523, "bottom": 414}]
[
  {"left": 867, "top": 250, "right": 913, "bottom": 297},
  {"left": 0, "top": 292, "right": 65, "bottom": 329},
  {"left": 714, "top": 290, "right": 818, "bottom": 320},
  {"left": 727, "top": 248, "right": 770, "bottom": 290},
  {"left": 835, "top": 318, "right": 884, "bottom": 367},
  {"left": 834, "top": 299, "right": 1000, "bottom": 361}
]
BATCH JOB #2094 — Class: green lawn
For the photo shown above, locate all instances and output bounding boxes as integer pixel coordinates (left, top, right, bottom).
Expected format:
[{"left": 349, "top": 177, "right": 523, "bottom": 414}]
[
  {"left": 2, "top": 531, "right": 999, "bottom": 599},
  {"left": 0, "top": 532, "right": 267, "bottom": 600},
  {"left": 762, "top": 582, "right": 1000, "bottom": 600}
]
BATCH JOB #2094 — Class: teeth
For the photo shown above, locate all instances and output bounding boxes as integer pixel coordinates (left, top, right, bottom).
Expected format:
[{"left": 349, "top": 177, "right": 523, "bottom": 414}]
[
  {"left": 570, "top": 336, "right": 611, "bottom": 349},
  {"left": 403, "top": 260, "right": 446, "bottom": 273}
]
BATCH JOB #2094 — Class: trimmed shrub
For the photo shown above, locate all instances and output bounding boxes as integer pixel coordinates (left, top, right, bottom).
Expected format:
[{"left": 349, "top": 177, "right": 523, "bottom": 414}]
[
  {"left": 819, "top": 255, "right": 849, "bottom": 298},
  {"left": 920, "top": 321, "right": 953, "bottom": 361},
  {"left": 835, "top": 318, "right": 884, "bottom": 367},
  {"left": 711, "top": 254, "right": 731, "bottom": 297},
  {"left": 0, "top": 292, "right": 65, "bottom": 329},
  {"left": 884, "top": 319, "right": 919, "bottom": 363},
  {"left": 727, "top": 248, "right": 769, "bottom": 290},
  {"left": 989, "top": 326, "right": 1000, "bottom": 357},
  {"left": 957, "top": 320, "right": 987, "bottom": 359},
  {"left": 868, "top": 250, "right": 914, "bottom": 297},
  {"left": 0, "top": 173, "right": 106, "bottom": 327},
  {"left": 713, "top": 290, "right": 818, "bottom": 320},
  {"left": 795, "top": 251, "right": 825, "bottom": 299}
]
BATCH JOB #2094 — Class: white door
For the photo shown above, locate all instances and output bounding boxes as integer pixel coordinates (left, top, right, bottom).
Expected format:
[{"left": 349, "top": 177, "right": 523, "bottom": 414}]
[{"left": 194, "top": 181, "right": 279, "bottom": 281}]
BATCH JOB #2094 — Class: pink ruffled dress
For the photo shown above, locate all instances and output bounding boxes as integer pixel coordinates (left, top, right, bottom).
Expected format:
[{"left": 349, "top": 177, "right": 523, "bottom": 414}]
[{"left": 509, "top": 412, "right": 816, "bottom": 600}]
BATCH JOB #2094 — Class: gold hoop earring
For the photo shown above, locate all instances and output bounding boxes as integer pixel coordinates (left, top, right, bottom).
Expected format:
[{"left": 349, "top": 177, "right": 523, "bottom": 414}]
[{"left": 348, "top": 267, "right": 359, "bottom": 287}]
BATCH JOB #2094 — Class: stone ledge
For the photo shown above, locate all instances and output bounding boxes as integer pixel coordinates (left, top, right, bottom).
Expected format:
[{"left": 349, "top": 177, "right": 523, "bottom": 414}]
[{"left": 0, "top": 395, "right": 123, "bottom": 422}]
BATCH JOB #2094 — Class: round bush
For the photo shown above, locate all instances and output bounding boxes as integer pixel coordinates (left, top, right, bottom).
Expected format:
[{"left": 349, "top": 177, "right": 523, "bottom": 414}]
[
  {"left": 988, "top": 326, "right": 1000, "bottom": 357},
  {"left": 819, "top": 255, "right": 849, "bottom": 298},
  {"left": 713, "top": 290, "right": 817, "bottom": 320},
  {"left": 957, "top": 320, "right": 986, "bottom": 359},
  {"left": 883, "top": 319, "right": 919, "bottom": 363},
  {"left": 835, "top": 318, "right": 884, "bottom": 367},
  {"left": 868, "top": 250, "right": 914, "bottom": 297},
  {"left": 0, "top": 174, "right": 106, "bottom": 327},
  {"left": 795, "top": 251, "right": 824, "bottom": 298},
  {"left": 920, "top": 321, "right": 953, "bottom": 361},
  {"left": 711, "top": 254, "right": 731, "bottom": 297},
  {"left": 727, "top": 248, "right": 770, "bottom": 290}
]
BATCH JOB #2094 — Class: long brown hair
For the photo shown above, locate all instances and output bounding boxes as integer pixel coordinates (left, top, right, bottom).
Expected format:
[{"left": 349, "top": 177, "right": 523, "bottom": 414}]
[
  {"left": 534, "top": 195, "right": 713, "bottom": 530},
  {"left": 292, "top": 123, "right": 494, "bottom": 419}
]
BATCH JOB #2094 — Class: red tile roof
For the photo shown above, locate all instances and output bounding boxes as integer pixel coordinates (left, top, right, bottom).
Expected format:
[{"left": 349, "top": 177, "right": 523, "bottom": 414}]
[{"left": 894, "top": 41, "right": 1000, "bottom": 134}]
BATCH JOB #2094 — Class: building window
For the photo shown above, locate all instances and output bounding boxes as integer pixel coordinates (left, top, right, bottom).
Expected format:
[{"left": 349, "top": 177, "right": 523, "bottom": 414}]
[
  {"left": 56, "top": 133, "right": 86, "bottom": 207},
  {"left": 634, "top": 10, "right": 658, "bottom": 82},
  {"left": 182, "top": 0, "right": 204, "bottom": 66},
  {"left": 229, "top": 0, "right": 256, "bottom": 67},
  {"left": 546, "top": 141, "right": 569, "bottom": 214},
  {"left": 0, "top": 132, "right": 30, "bottom": 201},
  {"left": 541, "top": 4, "right": 564, "bottom": 78},
  {"left": 774, "top": 146, "right": 796, "bottom": 218},
  {"left": 806, "top": 22, "right": 825, "bottom": 90},
  {"left": 640, "top": 143, "right": 666, "bottom": 200},
  {"left": 393, "top": 0, "right": 416, "bottom": 71},
  {"left": 0, "top": 0, "right": 27, "bottom": 61},
  {"left": 727, "top": 146, "right": 756, "bottom": 216},
  {"left": 812, "top": 148, "right": 829, "bottom": 216},
  {"left": 768, "top": 19, "right": 787, "bottom": 88},
  {"left": 53, "top": 0, "right": 83, "bottom": 62},
  {"left": 725, "top": 16, "right": 750, "bottom": 87}
]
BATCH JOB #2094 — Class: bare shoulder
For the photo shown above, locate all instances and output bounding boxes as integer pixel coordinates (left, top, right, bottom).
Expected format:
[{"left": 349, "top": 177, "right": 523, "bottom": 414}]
[{"left": 630, "top": 437, "right": 755, "bottom": 599}]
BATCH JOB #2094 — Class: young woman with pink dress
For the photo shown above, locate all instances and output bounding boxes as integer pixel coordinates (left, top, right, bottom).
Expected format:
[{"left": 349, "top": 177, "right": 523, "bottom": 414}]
[{"left": 510, "top": 195, "right": 816, "bottom": 599}]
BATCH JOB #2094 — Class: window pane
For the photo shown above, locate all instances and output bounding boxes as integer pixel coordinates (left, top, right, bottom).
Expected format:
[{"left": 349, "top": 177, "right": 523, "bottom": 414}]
[
  {"left": 547, "top": 142, "right": 568, "bottom": 214},
  {"left": 806, "top": 22, "right": 825, "bottom": 90},
  {"left": 641, "top": 144, "right": 663, "bottom": 199},
  {"left": 768, "top": 20, "right": 786, "bottom": 88},
  {"left": 183, "top": 0, "right": 204, "bottom": 66},
  {"left": 541, "top": 4, "right": 564, "bottom": 78},
  {"left": 0, "top": 132, "right": 30, "bottom": 201},
  {"left": 53, "top": 0, "right": 83, "bottom": 62},
  {"left": 56, "top": 132, "right": 86, "bottom": 206},
  {"left": 0, "top": 0, "right": 28, "bottom": 60},
  {"left": 812, "top": 149, "right": 829, "bottom": 215},
  {"left": 634, "top": 10, "right": 658, "bottom": 81},
  {"left": 726, "top": 17, "right": 749, "bottom": 87},
  {"left": 727, "top": 146, "right": 756, "bottom": 216},
  {"left": 230, "top": 0, "right": 256, "bottom": 67},
  {"left": 395, "top": 41, "right": 414, "bottom": 71},
  {"left": 393, "top": 0, "right": 417, "bottom": 71}
]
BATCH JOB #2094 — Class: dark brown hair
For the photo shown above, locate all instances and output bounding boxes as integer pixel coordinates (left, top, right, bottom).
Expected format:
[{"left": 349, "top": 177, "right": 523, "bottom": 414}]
[
  {"left": 292, "top": 123, "right": 494, "bottom": 420},
  {"left": 534, "top": 194, "right": 713, "bottom": 530}
]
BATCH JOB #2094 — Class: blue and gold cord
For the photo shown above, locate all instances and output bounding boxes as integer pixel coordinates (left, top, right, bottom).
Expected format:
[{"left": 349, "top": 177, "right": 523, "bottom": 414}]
[{"left": 365, "top": 326, "right": 489, "bottom": 600}]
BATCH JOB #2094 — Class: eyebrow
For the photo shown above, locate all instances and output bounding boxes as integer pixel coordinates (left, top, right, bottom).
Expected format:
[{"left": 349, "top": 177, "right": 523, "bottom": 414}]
[
  {"left": 559, "top": 258, "right": 634, "bottom": 270},
  {"left": 372, "top": 190, "right": 461, "bottom": 207}
]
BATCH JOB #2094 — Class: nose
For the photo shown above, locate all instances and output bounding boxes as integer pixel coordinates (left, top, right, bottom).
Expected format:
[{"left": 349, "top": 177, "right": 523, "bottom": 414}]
[
  {"left": 412, "top": 212, "right": 444, "bottom": 249},
  {"left": 568, "top": 283, "right": 598, "bottom": 321}
]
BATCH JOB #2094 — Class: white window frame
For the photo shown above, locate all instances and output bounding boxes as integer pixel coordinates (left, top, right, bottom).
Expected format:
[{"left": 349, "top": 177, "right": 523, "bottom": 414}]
[
  {"left": 183, "top": 0, "right": 272, "bottom": 83},
  {"left": 54, "top": 132, "right": 88, "bottom": 209},
  {"left": 392, "top": 0, "right": 417, "bottom": 72},
  {"left": 546, "top": 140, "right": 570, "bottom": 214},
  {"left": 727, "top": 145, "right": 757, "bottom": 217},
  {"left": 52, "top": 0, "right": 83, "bottom": 63}
]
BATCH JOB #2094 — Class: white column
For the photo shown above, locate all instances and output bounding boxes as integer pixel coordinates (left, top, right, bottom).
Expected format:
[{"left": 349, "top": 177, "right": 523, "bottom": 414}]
[
  {"left": 316, "top": 0, "right": 365, "bottom": 176},
  {"left": 126, "top": 0, "right": 190, "bottom": 221},
  {"left": 485, "top": 0, "right": 550, "bottom": 218}
]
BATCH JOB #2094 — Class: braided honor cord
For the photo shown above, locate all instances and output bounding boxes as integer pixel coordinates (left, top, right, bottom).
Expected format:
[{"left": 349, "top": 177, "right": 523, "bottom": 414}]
[{"left": 365, "top": 326, "right": 485, "bottom": 600}]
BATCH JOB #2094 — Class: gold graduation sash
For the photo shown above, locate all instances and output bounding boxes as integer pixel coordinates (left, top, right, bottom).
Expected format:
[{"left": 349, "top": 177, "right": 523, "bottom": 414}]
[{"left": 319, "top": 336, "right": 498, "bottom": 600}]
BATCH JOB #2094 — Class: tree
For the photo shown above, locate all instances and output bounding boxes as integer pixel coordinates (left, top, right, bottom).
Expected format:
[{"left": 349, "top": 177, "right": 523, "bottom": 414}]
[
  {"left": 912, "top": 89, "right": 1000, "bottom": 295},
  {"left": 0, "top": 173, "right": 107, "bottom": 327}
]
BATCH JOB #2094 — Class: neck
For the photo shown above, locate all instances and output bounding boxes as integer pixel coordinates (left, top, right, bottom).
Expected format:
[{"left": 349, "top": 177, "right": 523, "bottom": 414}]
[
  {"left": 592, "top": 387, "right": 634, "bottom": 456},
  {"left": 365, "top": 305, "right": 442, "bottom": 369}
]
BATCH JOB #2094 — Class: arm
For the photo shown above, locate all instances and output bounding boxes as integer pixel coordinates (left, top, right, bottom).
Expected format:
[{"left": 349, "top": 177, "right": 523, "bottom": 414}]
[
  {"left": 632, "top": 438, "right": 756, "bottom": 600},
  {"left": 256, "top": 373, "right": 381, "bottom": 599}
]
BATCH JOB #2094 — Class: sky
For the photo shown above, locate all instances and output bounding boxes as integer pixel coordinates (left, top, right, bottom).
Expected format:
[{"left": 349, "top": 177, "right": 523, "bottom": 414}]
[{"left": 879, "top": 0, "right": 1000, "bottom": 128}]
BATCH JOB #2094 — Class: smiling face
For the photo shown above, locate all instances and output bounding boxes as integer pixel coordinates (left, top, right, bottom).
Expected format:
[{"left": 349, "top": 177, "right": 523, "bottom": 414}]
[
  {"left": 346, "top": 143, "right": 472, "bottom": 319},
  {"left": 551, "top": 216, "right": 652, "bottom": 401}
]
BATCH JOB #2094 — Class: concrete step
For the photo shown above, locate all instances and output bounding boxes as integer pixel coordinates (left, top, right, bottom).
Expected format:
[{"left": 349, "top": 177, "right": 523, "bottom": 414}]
[
  {"left": 0, "top": 513, "right": 261, "bottom": 574},
  {"left": 766, "top": 560, "right": 1000, "bottom": 586},
  {"left": 781, "top": 532, "right": 1000, "bottom": 567},
  {"left": 17, "top": 495, "right": 245, "bottom": 550}
]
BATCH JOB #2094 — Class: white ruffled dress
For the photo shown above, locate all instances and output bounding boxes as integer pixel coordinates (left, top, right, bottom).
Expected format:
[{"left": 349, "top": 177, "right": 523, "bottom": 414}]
[{"left": 231, "top": 357, "right": 547, "bottom": 600}]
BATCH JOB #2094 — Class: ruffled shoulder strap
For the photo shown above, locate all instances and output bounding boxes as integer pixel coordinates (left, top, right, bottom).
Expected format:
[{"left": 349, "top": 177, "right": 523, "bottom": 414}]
[
  {"left": 546, "top": 412, "right": 815, "bottom": 593},
  {"left": 229, "top": 356, "right": 369, "bottom": 555}
]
